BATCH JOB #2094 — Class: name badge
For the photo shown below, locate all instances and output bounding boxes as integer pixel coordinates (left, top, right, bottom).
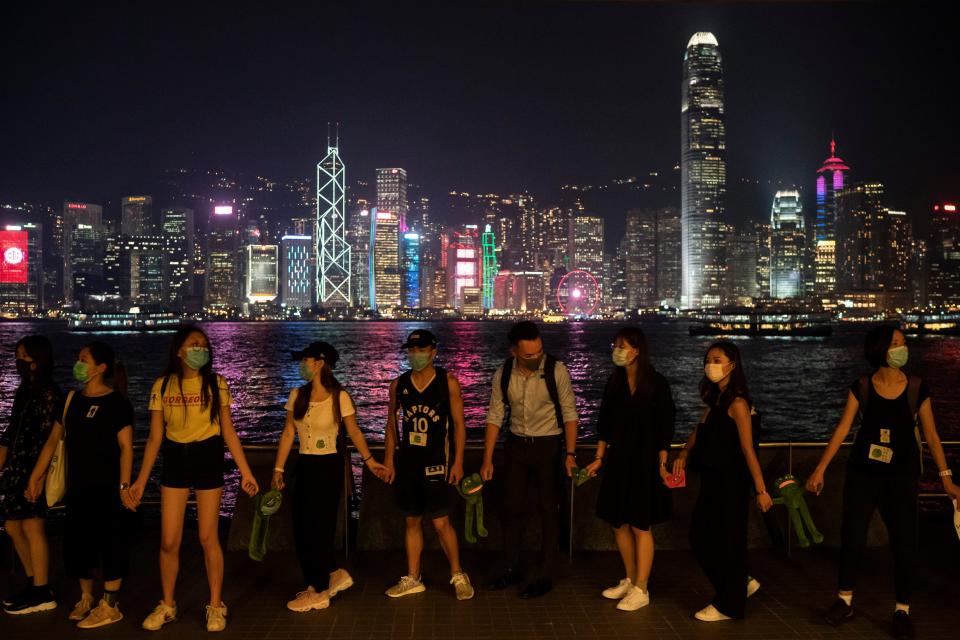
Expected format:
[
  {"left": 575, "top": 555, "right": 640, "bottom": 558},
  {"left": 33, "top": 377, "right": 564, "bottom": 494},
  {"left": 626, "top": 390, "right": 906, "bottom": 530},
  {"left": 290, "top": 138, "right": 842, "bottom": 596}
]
[
  {"left": 868, "top": 444, "right": 894, "bottom": 464},
  {"left": 425, "top": 465, "right": 446, "bottom": 477},
  {"left": 879, "top": 428, "right": 891, "bottom": 444},
  {"left": 316, "top": 439, "right": 326, "bottom": 450},
  {"left": 409, "top": 432, "right": 428, "bottom": 447}
]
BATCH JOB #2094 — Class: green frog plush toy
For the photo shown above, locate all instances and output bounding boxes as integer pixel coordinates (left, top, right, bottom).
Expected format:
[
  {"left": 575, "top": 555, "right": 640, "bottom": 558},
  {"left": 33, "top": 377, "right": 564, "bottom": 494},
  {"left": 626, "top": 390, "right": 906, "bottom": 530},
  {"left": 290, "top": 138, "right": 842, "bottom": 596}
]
[
  {"left": 772, "top": 474, "right": 824, "bottom": 548},
  {"left": 457, "top": 473, "right": 488, "bottom": 544}
]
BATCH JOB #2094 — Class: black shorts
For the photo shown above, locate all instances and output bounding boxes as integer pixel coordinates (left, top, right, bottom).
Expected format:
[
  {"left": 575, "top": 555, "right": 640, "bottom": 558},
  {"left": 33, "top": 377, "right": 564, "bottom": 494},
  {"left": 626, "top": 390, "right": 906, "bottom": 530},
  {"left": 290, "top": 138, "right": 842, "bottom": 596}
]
[
  {"left": 395, "top": 458, "right": 455, "bottom": 519},
  {"left": 161, "top": 436, "right": 224, "bottom": 490}
]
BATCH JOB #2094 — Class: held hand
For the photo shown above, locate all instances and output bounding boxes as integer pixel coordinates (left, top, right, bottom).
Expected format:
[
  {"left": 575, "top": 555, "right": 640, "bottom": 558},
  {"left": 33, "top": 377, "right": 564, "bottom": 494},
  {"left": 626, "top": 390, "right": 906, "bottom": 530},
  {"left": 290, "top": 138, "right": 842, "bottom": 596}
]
[
  {"left": 671, "top": 454, "right": 687, "bottom": 479},
  {"left": 272, "top": 470, "right": 285, "bottom": 491},
  {"left": 448, "top": 462, "right": 464, "bottom": 486},
  {"left": 658, "top": 464, "right": 672, "bottom": 485},
  {"left": 480, "top": 461, "right": 494, "bottom": 482},
  {"left": 382, "top": 463, "right": 396, "bottom": 485},
  {"left": 127, "top": 480, "right": 144, "bottom": 507},
  {"left": 756, "top": 492, "right": 774, "bottom": 513},
  {"left": 120, "top": 488, "right": 138, "bottom": 512},
  {"left": 805, "top": 469, "right": 825, "bottom": 496},
  {"left": 943, "top": 480, "right": 960, "bottom": 509},
  {"left": 24, "top": 474, "right": 44, "bottom": 503},
  {"left": 241, "top": 473, "right": 259, "bottom": 497},
  {"left": 366, "top": 460, "right": 389, "bottom": 482},
  {"left": 564, "top": 454, "right": 577, "bottom": 478},
  {"left": 584, "top": 458, "right": 602, "bottom": 477}
]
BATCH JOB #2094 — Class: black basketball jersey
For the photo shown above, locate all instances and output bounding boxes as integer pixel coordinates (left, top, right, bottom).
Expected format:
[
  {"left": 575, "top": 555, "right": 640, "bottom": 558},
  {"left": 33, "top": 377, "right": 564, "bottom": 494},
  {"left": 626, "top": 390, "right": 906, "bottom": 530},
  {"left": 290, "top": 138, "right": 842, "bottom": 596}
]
[{"left": 396, "top": 366, "right": 451, "bottom": 469}]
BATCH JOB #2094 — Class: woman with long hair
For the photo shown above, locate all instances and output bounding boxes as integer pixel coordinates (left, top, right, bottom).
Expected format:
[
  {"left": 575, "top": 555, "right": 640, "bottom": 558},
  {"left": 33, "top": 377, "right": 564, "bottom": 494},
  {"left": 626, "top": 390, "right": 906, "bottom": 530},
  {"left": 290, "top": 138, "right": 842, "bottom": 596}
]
[
  {"left": 27, "top": 341, "right": 134, "bottom": 628},
  {"left": 128, "top": 326, "right": 259, "bottom": 632},
  {"left": 806, "top": 326, "right": 959, "bottom": 640},
  {"left": 584, "top": 327, "right": 675, "bottom": 612},
  {"left": 0, "top": 335, "right": 60, "bottom": 615},
  {"left": 672, "top": 341, "right": 772, "bottom": 622},
  {"left": 272, "top": 341, "right": 387, "bottom": 612}
]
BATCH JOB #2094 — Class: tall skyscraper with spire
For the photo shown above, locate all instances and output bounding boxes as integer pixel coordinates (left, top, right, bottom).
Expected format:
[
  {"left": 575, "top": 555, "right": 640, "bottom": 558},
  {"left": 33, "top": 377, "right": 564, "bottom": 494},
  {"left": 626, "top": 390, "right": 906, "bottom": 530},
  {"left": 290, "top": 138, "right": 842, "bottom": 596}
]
[
  {"left": 316, "top": 127, "right": 352, "bottom": 308},
  {"left": 681, "top": 31, "right": 727, "bottom": 309},
  {"left": 814, "top": 138, "right": 850, "bottom": 298}
]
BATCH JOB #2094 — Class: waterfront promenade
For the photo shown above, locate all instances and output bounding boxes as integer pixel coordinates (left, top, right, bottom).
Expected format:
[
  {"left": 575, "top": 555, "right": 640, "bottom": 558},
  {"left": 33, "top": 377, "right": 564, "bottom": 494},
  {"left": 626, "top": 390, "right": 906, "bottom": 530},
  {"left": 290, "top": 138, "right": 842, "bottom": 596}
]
[{"left": 1, "top": 515, "right": 958, "bottom": 640}]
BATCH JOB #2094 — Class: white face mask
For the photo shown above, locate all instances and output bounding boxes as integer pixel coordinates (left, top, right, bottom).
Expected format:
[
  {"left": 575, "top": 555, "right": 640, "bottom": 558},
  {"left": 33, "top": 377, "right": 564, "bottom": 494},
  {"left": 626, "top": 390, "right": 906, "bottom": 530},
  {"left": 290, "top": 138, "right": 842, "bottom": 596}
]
[{"left": 704, "top": 363, "right": 727, "bottom": 383}]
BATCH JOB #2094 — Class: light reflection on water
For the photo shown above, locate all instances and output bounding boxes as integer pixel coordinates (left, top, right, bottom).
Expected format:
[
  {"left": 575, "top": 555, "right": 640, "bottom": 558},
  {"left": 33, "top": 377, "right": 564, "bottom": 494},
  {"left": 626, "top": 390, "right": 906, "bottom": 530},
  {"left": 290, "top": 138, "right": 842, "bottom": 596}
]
[{"left": 3, "top": 321, "right": 958, "bottom": 513}]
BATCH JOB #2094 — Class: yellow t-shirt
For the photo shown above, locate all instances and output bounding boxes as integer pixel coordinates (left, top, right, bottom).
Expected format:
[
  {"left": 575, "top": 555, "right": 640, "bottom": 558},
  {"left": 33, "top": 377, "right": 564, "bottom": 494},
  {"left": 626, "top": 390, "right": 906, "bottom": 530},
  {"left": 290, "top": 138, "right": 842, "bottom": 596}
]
[{"left": 148, "top": 374, "right": 231, "bottom": 443}]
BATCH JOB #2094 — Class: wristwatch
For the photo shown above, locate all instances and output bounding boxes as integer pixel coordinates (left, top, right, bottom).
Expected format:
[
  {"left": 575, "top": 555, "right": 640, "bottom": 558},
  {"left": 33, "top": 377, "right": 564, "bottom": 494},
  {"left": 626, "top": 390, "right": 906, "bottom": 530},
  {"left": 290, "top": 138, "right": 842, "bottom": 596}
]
[{"left": 119, "top": 482, "right": 130, "bottom": 491}]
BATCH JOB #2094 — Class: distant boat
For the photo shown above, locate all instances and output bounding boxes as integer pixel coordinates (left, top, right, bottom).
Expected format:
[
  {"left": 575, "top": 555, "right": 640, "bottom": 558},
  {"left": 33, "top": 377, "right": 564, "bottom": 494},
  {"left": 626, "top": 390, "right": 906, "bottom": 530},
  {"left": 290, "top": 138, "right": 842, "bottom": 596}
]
[
  {"left": 689, "top": 310, "right": 833, "bottom": 337},
  {"left": 900, "top": 312, "right": 960, "bottom": 335},
  {"left": 67, "top": 307, "right": 184, "bottom": 332}
]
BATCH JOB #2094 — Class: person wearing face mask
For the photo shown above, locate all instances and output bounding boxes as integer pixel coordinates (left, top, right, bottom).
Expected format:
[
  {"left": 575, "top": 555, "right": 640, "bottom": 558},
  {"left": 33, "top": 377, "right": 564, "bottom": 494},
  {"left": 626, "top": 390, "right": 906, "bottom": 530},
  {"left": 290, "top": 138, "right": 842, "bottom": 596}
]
[
  {"left": 671, "top": 341, "right": 771, "bottom": 622},
  {"left": 382, "top": 330, "right": 474, "bottom": 601},
  {"left": 26, "top": 341, "right": 134, "bottom": 628},
  {"left": 582, "top": 327, "right": 675, "bottom": 612},
  {"left": 1, "top": 335, "right": 60, "bottom": 616},
  {"left": 128, "top": 326, "right": 259, "bottom": 633},
  {"left": 806, "top": 326, "right": 959, "bottom": 640},
  {"left": 272, "top": 341, "right": 388, "bottom": 612},
  {"left": 482, "top": 321, "right": 579, "bottom": 599}
]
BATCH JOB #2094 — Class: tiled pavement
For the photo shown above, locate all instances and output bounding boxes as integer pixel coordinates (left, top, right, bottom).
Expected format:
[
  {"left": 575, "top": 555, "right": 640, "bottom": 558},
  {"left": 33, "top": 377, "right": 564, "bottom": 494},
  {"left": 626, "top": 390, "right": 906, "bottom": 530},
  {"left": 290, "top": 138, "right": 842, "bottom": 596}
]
[{"left": 1, "top": 517, "right": 958, "bottom": 639}]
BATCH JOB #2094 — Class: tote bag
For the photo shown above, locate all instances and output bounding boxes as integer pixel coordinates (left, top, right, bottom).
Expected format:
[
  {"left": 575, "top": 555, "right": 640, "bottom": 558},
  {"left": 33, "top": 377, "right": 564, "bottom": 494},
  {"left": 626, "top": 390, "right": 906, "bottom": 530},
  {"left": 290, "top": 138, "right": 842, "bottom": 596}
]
[{"left": 45, "top": 390, "right": 74, "bottom": 507}]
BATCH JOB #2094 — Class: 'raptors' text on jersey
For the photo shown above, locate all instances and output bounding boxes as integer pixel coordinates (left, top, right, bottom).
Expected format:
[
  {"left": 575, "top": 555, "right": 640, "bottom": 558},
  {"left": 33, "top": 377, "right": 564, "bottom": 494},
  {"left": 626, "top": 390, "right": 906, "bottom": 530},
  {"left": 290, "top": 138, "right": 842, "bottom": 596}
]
[{"left": 396, "top": 367, "right": 451, "bottom": 471}]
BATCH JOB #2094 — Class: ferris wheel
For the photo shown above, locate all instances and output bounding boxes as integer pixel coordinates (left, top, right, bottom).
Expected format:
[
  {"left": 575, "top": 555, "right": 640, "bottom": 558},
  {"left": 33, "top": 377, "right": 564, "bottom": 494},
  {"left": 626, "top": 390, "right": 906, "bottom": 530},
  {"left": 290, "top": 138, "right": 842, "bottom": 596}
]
[{"left": 556, "top": 269, "right": 601, "bottom": 316}]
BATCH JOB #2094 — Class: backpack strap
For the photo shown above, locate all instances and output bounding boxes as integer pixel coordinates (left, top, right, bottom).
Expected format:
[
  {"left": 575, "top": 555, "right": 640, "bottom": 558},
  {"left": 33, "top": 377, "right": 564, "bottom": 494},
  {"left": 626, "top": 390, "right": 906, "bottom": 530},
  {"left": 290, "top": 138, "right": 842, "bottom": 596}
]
[
  {"left": 907, "top": 375, "right": 924, "bottom": 474},
  {"left": 543, "top": 355, "right": 565, "bottom": 429},
  {"left": 499, "top": 357, "right": 513, "bottom": 427},
  {"left": 60, "top": 390, "right": 75, "bottom": 435}
]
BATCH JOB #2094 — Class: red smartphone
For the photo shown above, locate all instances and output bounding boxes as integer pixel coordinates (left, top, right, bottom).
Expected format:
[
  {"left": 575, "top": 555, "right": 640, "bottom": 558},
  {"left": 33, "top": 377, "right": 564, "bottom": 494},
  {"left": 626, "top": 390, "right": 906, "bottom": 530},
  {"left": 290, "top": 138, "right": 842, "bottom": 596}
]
[{"left": 664, "top": 470, "right": 686, "bottom": 489}]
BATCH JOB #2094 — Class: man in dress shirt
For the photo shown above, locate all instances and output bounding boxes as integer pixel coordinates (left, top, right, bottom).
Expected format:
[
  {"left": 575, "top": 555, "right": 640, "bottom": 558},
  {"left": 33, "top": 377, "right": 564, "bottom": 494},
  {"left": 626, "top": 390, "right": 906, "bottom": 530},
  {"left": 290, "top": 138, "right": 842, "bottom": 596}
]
[{"left": 480, "top": 321, "right": 578, "bottom": 598}]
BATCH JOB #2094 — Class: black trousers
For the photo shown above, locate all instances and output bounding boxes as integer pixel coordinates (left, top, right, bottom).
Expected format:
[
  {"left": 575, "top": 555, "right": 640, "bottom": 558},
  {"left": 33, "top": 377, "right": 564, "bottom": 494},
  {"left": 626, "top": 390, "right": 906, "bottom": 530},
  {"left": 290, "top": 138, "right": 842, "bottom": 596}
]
[
  {"left": 690, "top": 467, "right": 751, "bottom": 618},
  {"left": 502, "top": 434, "right": 562, "bottom": 580},
  {"left": 839, "top": 468, "right": 918, "bottom": 604},
  {"left": 64, "top": 490, "right": 130, "bottom": 582},
  {"left": 292, "top": 454, "right": 344, "bottom": 591}
]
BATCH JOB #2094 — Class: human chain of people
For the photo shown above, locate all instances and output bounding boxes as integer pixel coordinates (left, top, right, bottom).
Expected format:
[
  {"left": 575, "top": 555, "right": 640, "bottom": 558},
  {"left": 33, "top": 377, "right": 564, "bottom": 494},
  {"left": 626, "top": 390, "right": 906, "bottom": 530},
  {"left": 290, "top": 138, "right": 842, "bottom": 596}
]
[{"left": 1, "top": 322, "right": 957, "bottom": 640}]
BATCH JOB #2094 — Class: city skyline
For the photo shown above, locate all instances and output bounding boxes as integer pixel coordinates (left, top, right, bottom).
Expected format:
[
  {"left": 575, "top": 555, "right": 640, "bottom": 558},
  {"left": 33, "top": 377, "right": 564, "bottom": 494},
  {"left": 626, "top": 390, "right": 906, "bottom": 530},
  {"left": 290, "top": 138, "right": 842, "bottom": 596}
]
[{"left": 2, "top": 2, "right": 957, "bottom": 225}]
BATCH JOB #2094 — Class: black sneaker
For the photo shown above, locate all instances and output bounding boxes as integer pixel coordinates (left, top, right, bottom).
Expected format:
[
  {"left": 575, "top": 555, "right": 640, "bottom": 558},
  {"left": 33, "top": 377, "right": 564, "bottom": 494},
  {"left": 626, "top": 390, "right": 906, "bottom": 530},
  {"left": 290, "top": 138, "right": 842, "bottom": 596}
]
[
  {"left": 2, "top": 585, "right": 31, "bottom": 607},
  {"left": 822, "top": 598, "right": 854, "bottom": 626},
  {"left": 892, "top": 611, "right": 914, "bottom": 640},
  {"left": 4, "top": 586, "right": 57, "bottom": 615}
]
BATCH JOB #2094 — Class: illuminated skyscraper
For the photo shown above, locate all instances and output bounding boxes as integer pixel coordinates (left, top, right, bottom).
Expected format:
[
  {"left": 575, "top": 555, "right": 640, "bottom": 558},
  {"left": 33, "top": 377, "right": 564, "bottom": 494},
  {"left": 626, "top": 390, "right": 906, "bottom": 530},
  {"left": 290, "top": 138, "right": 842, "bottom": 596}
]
[
  {"left": 348, "top": 205, "right": 370, "bottom": 308},
  {"left": 624, "top": 209, "right": 657, "bottom": 309},
  {"left": 727, "top": 227, "right": 759, "bottom": 303},
  {"left": 369, "top": 208, "right": 400, "bottom": 310},
  {"left": 815, "top": 139, "right": 850, "bottom": 296},
  {"left": 245, "top": 244, "right": 278, "bottom": 304},
  {"left": 316, "top": 137, "right": 351, "bottom": 307},
  {"left": 835, "top": 183, "right": 886, "bottom": 295},
  {"left": 928, "top": 202, "right": 960, "bottom": 307},
  {"left": 769, "top": 190, "right": 806, "bottom": 299},
  {"left": 280, "top": 234, "right": 313, "bottom": 309},
  {"left": 376, "top": 168, "right": 408, "bottom": 230},
  {"left": 0, "top": 222, "right": 43, "bottom": 313},
  {"left": 401, "top": 232, "right": 420, "bottom": 308},
  {"left": 160, "top": 207, "right": 194, "bottom": 307},
  {"left": 205, "top": 205, "right": 240, "bottom": 308},
  {"left": 681, "top": 31, "right": 727, "bottom": 308},
  {"left": 121, "top": 196, "right": 154, "bottom": 236},
  {"left": 569, "top": 215, "right": 604, "bottom": 281},
  {"left": 655, "top": 208, "right": 682, "bottom": 304},
  {"left": 62, "top": 202, "right": 106, "bottom": 305},
  {"left": 482, "top": 224, "right": 497, "bottom": 310},
  {"left": 446, "top": 225, "right": 479, "bottom": 309}
]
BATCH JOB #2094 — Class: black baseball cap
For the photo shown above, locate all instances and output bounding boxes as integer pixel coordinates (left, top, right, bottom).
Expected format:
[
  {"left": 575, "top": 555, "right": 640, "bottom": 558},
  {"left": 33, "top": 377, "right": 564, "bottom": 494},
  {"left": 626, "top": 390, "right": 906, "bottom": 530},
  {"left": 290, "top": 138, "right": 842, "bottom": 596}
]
[
  {"left": 400, "top": 330, "right": 438, "bottom": 349},
  {"left": 290, "top": 341, "right": 340, "bottom": 368}
]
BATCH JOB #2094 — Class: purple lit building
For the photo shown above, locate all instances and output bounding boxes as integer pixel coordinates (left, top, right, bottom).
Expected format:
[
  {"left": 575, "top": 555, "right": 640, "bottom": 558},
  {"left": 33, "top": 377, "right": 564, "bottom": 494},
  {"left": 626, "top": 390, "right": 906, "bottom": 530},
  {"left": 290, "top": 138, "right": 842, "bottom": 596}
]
[{"left": 814, "top": 138, "right": 850, "bottom": 297}]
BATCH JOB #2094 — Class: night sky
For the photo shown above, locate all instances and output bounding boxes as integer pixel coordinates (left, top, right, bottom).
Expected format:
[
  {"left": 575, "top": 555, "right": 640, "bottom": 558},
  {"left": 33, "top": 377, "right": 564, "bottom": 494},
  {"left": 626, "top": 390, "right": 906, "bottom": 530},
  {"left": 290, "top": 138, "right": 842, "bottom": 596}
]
[{"left": 2, "top": 1, "right": 956, "bottom": 224}]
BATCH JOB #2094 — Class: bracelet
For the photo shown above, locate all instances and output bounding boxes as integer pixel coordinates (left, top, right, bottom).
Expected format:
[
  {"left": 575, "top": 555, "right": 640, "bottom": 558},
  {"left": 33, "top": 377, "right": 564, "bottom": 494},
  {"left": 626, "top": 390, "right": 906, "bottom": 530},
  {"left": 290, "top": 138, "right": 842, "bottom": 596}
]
[
  {"left": 756, "top": 489, "right": 768, "bottom": 496},
  {"left": 273, "top": 467, "right": 284, "bottom": 473},
  {"left": 594, "top": 455, "right": 603, "bottom": 460},
  {"left": 940, "top": 469, "right": 953, "bottom": 477},
  {"left": 362, "top": 454, "right": 373, "bottom": 463},
  {"left": 565, "top": 452, "right": 576, "bottom": 458}
]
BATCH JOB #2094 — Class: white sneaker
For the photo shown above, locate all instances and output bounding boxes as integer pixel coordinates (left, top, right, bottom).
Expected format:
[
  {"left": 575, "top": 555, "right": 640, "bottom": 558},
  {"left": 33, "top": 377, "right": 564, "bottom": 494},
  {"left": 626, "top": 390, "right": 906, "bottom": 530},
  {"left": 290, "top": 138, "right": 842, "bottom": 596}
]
[
  {"left": 386, "top": 575, "right": 425, "bottom": 598},
  {"left": 142, "top": 601, "right": 177, "bottom": 631},
  {"left": 602, "top": 578, "right": 633, "bottom": 600},
  {"left": 616, "top": 586, "right": 650, "bottom": 611},
  {"left": 205, "top": 602, "right": 227, "bottom": 632},
  {"left": 450, "top": 572, "right": 475, "bottom": 601},
  {"left": 747, "top": 577, "right": 761, "bottom": 597},
  {"left": 328, "top": 569, "right": 354, "bottom": 597},
  {"left": 68, "top": 593, "right": 95, "bottom": 621},
  {"left": 695, "top": 604, "right": 732, "bottom": 622},
  {"left": 287, "top": 587, "right": 330, "bottom": 612}
]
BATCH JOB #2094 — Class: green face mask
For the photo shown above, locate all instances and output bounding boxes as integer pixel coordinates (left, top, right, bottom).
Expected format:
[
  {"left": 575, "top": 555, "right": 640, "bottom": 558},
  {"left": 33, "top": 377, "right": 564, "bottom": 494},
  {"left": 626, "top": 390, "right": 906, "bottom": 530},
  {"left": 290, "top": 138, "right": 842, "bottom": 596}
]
[
  {"left": 408, "top": 352, "right": 431, "bottom": 372},
  {"left": 184, "top": 347, "right": 210, "bottom": 370},
  {"left": 886, "top": 345, "right": 908, "bottom": 369},
  {"left": 73, "top": 361, "right": 90, "bottom": 383},
  {"left": 298, "top": 361, "right": 315, "bottom": 382},
  {"left": 611, "top": 347, "right": 634, "bottom": 367},
  {"left": 519, "top": 354, "right": 543, "bottom": 371}
]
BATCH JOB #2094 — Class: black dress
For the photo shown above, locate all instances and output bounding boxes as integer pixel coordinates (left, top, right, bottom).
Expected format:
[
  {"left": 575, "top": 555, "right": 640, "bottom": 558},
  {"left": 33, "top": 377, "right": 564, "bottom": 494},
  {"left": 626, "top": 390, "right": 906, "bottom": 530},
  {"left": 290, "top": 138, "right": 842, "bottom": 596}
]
[
  {"left": 0, "top": 383, "right": 61, "bottom": 521},
  {"left": 595, "top": 369, "right": 675, "bottom": 530}
]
